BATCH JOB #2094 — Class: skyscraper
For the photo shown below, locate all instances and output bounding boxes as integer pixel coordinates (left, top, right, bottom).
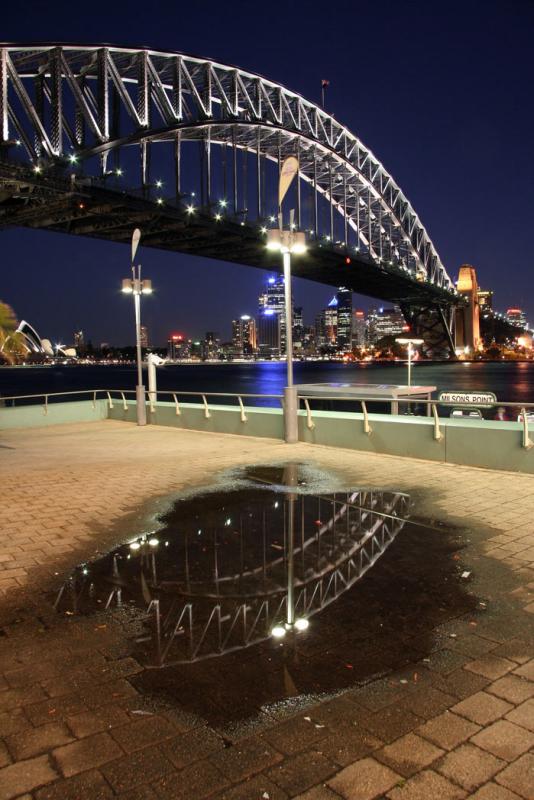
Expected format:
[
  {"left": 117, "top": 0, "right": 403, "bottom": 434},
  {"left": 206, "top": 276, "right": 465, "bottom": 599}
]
[
  {"left": 232, "top": 316, "right": 257, "bottom": 356},
  {"left": 336, "top": 287, "right": 353, "bottom": 351},
  {"left": 352, "top": 310, "right": 366, "bottom": 346},
  {"left": 258, "top": 275, "right": 285, "bottom": 356},
  {"left": 140, "top": 325, "right": 149, "bottom": 348},
  {"left": 367, "top": 306, "right": 407, "bottom": 343},
  {"left": 506, "top": 308, "right": 527, "bottom": 328},
  {"left": 73, "top": 330, "right": 85, "bottom": 354}
]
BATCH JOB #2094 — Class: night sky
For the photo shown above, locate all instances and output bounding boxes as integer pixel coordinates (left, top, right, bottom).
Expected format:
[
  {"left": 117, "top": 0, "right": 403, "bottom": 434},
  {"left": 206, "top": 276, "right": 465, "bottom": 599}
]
[{"left": 2, "top": 0, "right": 533, "bottom": 347}]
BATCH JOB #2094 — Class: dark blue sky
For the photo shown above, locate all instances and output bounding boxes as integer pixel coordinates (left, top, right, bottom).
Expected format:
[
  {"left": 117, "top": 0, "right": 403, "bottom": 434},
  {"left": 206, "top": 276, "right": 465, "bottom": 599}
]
[{"left": 2, "top": 0, "right": 533, "bottom": 346}]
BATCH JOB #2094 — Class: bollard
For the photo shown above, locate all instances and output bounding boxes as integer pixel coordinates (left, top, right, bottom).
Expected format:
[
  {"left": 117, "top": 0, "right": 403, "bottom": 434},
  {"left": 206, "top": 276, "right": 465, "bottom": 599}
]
[{"left": 283, "top": 386, "right": 298, "bottom": 444}]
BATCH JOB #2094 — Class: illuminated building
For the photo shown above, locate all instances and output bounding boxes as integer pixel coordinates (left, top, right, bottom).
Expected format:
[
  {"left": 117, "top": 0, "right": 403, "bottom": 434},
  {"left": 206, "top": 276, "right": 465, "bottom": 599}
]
[
  {"left": 73, "top": 330, "right": 85, "bottom": 354},
  {"left": 140, "top": 325, "right": 149, "bottom": 348},
  {"left": 202, "top": 331, "right": 220, "bottom": 359},
  {"left": 352, "top": 310, "right": 366, "bottom": 346},
  {"left": 336, "top": 287, "right": 353, "bottom": 351},
  {"left": 506, "top": 308, "right": 528, "bottom": 328},
  {"left": 477, "top": 289, "right": 493, "bottom": 311},
  {"left": 367, "top": 306, "right": 407, "bottom": 343},
  {"left": 257, "top": 309, "right": 281, "bottom": 358},
  {"left": 232, "top": 316, "right": 257, "bottom": 356},
  {"left": 167, "top": 333, "right": 185, "bottom": 359}
]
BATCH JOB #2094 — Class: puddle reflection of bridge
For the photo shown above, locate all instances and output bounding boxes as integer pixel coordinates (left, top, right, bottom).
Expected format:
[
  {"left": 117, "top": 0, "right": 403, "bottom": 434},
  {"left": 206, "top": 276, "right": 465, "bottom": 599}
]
[{"left": 56, "top": 485, "right": 410, "bottom": 666}]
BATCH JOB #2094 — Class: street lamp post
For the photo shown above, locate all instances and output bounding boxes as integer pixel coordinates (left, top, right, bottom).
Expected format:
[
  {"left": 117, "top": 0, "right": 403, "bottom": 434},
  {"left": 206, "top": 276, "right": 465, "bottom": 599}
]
[
  {"left": 266, "top": 228, "right": 306, "bottom": 443},
  {"left": 122, "top": 228, "right": 152, "bottom": 426},
  {"left": 395, "top": 337, "right": 424, "bottom": 387}
]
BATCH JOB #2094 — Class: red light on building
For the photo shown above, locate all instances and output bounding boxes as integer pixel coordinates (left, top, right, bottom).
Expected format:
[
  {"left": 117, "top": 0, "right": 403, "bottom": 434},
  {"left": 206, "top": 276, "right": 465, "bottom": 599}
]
[
  {"left": 345, "top": 257, "right": 351, "bottom": 265},
  {"left": 507, "top": 308, "right": 521, "bottom": 314},
  {"left": 171, "top": 334, "right": 183, "bottom": 341},
  {"left": 402, "top": 325, "right": 410, "bottom": 331},
  {"left": 355, "top": 311, "right": 364, "bottom": 318}
]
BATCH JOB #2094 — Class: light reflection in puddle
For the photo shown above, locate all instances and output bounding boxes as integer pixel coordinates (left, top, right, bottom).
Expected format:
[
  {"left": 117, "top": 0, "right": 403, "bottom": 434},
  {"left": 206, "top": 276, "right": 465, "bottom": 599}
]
[{"left": 55, "top": 464, "right": 410, "bottom": 667}]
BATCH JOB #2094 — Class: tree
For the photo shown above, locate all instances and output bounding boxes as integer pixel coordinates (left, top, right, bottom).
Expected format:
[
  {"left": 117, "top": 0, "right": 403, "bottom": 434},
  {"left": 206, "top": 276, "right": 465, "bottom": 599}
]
[{"left": 0, "top": 302, "right": 26, "bottom": 364}]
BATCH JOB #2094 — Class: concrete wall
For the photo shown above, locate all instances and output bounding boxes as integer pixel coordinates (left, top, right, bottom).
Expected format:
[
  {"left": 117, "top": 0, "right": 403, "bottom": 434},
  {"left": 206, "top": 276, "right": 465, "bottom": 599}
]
[
  {"left": 107, "top": 400, "right": 285, "bottom": 440},
  {"left": 1, "top": 398, "right": 533, "bottom": 474},
  {"left": 0, "top": 399, "right": 109, "bottom": 430}
]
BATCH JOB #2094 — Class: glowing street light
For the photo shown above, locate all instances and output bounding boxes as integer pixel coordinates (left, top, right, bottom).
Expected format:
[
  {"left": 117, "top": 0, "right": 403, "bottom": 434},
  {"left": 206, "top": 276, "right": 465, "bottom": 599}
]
[
  {"left": 266, "top": 156, "right": 306, "bottom": 444},
  {"left": 395, "top": 337, "right": 424, "bottom": 387},
  {"left": 121, "top": 228, "right": 152, "bottom": 426}
]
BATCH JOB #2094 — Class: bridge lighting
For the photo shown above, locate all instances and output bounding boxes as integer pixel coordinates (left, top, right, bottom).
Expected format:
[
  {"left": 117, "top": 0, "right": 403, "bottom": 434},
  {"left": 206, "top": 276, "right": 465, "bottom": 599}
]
[
  {"left": 15, "top": 139, "right": 21, "bottom": 146},
  {"left": 294, "top": 618, "right": 309, "bottom": 631},
  {"left": 186, "top": 205, "right": 196, "bottom": 214},
  {"left": 271, "top": 625, "right": 286, "bottom": 639},
  {"left": 129, "top": 541, "right": 141, "bottom": 551},
  {"left": 260, "top": 226, "right": 267, "bottom": 234},
  {"left": 68, "top": 154, "right": 78, "bottom": 164},
  {"left": 115, "top": 168, "right": 123, "bottom": 176},
  {"left": 33, "top": 165, "right": 41, "bottom": 173},
  {"left": 156, "top": 180, "right": 163, "bottom": 188},
  {"left": 148, "top": 537, "right": 159, "bottom": 547},
  {"left": 214, "top": 213, "right": 222, "bottom": 221},
  {"left": 218, "top": 199, "right": 227, "bottom": 207},
  {"left": 156, "top": 198, "right": 164, "bottom": 205},
  {"left": 269, "top": 215, "right": 276, "bottom": 223}
]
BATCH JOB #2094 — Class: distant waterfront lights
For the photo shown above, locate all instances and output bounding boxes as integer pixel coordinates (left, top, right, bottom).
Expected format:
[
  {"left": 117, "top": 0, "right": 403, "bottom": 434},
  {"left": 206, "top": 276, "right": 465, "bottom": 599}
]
[{"left": 219, "top": 199, "right": 228, "bottom": 207}]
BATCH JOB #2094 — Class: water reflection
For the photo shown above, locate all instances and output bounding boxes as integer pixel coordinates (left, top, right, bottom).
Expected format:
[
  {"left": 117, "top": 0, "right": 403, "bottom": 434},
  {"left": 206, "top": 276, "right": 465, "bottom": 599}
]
[{"left": 56, "top": 467, "right": 410, "bottom": 666}]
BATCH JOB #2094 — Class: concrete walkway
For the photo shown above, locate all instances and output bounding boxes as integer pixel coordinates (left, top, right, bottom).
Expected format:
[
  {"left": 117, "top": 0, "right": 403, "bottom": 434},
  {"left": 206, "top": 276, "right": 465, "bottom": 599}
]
[{"left": 0, "top": 421, "right": 533, "bottom": 799}]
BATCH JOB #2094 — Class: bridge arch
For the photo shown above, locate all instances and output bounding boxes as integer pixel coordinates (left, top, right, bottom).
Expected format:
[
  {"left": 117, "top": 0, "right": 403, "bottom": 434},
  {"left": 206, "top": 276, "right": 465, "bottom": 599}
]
[{"left": 1, "top": 44, "right": 453, "bottom": 292}]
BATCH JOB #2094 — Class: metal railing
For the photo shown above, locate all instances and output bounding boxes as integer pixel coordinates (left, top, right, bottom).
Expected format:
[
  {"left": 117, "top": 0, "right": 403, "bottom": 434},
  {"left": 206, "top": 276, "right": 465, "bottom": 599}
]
[
  {"left": 297, "top": 394, "right": 534, "bottom": 450},
  {"left": 0, "top": 388, "right": 283, "bottom": 420},
  {"left": 1, "top": 387, "right": 533, "bottom": 450}
]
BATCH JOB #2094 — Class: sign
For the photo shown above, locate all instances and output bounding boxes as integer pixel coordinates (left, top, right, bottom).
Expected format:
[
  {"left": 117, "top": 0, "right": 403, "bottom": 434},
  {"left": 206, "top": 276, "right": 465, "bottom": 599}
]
[
  {"left": 439, "top": 391, "right": 497, "bottom": 408},
  {"left": 278, "top": 156, "right": 299, "bottom": 207}
]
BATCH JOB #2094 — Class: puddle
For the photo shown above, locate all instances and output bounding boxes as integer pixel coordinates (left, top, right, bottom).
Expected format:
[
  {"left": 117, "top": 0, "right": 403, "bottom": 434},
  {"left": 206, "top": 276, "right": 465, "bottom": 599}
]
[{"left": 55, "top": 463, "right": 477, "bottom": 726}]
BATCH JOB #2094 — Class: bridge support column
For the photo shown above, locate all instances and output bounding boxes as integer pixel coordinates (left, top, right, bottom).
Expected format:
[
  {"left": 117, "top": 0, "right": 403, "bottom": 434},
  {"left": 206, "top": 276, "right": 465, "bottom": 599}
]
[{"left": 283, "top": 386, "right": 298, "bottom": 444}]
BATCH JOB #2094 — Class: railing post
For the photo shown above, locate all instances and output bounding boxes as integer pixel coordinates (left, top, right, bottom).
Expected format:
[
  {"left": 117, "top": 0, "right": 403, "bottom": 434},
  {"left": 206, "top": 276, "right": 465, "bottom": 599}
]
[
  {"left": 304, "top": 398, "right": 315, "bottom": 430},
  {"left": 361, "top": 401, "right": 372, "bottom": 435},
  {"left": 202, "top": 394, "right": 211, "bottom": 419},
  {"left": 43, "top": 395, "right": 48, "bottom": 416},
  {"left": 432, "top": 403, "right": 443, "bottom": 441},
  {"left": 172, "top": 393, "right": 181, "bottom": 416},
  {"left": 283, "top": 386, "right": 298, "bottom": 443},
  {"left": 120, "top": 392, "right": 127, "bottom": 411},
  {"left": 238, "top": 396, "right": 247, "bottom": 423},
  {"left": 106, "top": 392, "right": 114, "bottom": 409},
  {"left": 92, "top": 391, "right": 96, "bottom": 410},
  {"left": 520, "top": 408, "right": 533, "bottom": 450}
]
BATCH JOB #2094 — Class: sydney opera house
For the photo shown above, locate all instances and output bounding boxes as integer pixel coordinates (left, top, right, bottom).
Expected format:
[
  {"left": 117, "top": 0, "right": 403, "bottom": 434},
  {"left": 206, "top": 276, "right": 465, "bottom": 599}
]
[{"left": 1, "top": 320, "right": 76, "bottom": 361}]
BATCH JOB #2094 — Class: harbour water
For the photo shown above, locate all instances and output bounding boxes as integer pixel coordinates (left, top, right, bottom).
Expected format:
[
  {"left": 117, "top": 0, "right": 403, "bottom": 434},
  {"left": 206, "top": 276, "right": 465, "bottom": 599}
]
[{"left": 1, "top": 361, "right": 533, "bottom": 405}]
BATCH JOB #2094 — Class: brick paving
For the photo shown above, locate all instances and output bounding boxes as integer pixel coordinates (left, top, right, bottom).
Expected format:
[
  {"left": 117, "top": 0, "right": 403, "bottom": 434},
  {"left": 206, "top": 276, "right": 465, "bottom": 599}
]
[{"left": 0, "top": 420, "right": 533, "bottom": 799}]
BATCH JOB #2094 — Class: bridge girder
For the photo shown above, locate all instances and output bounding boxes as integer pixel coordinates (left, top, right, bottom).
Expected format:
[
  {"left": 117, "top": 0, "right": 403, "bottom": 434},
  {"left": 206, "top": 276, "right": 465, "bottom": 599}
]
[{"left": 0, "top": 44, "right": 457, "bottom": 293}]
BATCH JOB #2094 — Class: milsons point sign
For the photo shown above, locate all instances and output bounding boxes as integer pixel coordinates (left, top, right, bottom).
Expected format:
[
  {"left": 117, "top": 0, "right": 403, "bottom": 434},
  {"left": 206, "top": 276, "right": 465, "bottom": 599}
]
[{"left": 439, "top": 391, "right": 497, "bottom": 408}]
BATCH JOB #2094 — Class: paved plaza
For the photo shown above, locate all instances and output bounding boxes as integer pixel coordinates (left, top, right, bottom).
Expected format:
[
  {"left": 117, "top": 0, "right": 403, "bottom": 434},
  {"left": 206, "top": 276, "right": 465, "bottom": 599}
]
[{"left": 0, "top": 421, "right": 533, "bottom": 799}]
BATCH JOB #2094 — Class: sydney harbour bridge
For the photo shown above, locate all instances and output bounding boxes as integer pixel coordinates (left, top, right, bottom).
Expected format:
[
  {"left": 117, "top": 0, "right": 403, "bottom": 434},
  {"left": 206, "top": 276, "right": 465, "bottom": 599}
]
[{"left": 0, "top": 44, "right": 523, "bottom": 356}]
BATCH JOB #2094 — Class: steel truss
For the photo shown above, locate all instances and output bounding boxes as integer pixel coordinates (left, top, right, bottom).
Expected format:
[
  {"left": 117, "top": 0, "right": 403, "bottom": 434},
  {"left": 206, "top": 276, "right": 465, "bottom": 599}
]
[{"left": 0, "top": 44, "right": 455, "bottom": 297}]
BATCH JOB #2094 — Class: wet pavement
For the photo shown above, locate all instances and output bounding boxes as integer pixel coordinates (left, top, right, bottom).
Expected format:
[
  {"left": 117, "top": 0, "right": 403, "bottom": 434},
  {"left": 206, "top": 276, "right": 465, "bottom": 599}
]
[{"left": 0, "top": 422, "right": 533, "bottom": 800}]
